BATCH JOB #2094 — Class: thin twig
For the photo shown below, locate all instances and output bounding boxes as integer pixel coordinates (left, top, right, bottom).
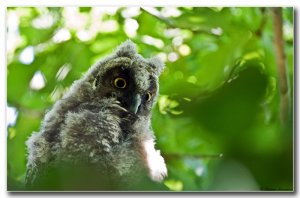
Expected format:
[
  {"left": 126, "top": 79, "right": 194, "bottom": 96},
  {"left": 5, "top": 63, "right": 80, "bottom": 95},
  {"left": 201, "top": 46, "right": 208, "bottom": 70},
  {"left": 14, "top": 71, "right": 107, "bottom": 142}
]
[
  {"left": 141, "top": 7, "right": 176, "bottom": 28},
  {"left": 255, "top": 8, "right": 268, "bottom": 37},
  {"left": 162, "top": 153, "right": 223, "bottom": 160},
  {"left": 141, "top": 7, "right": 218, "bottom": 36},
  {"left": 272, "top": 8, "right": 289, "bottom": 126}
]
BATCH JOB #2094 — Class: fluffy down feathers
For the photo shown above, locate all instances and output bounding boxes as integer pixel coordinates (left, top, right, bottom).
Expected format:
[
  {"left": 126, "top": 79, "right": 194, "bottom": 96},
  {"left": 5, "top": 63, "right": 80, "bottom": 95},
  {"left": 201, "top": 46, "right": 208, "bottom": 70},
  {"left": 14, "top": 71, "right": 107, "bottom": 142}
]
[{"left": 25, "top": 40, "right": 167, "bottom": 191}]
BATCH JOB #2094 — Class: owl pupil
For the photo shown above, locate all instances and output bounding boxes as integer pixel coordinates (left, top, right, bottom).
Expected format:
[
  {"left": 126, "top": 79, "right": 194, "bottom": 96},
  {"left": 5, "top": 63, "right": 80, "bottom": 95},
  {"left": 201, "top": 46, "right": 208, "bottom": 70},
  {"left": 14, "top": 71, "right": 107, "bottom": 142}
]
[
  {"left": 114, "top": 77, "right": 127, "bottom": 88},
  {"left": 145, "top": 92, "right": 151, "bottom": 101},
  {"left": 117, "top": 80, "right": 124, "bottom": 87},
  {"left": 118, "top": 80, "right": 125, "bottom": 87}
]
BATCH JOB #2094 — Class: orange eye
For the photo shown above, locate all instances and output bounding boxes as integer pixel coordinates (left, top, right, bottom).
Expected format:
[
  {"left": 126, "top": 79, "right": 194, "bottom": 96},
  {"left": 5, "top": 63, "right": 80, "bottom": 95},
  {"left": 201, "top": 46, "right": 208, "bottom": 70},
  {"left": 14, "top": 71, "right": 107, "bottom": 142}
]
[
  {"left": 113, "top": 77, "right": 127, "bottom": 88},
  {"left": 145, "top": 92, "right": 152, "bottom": 101}
]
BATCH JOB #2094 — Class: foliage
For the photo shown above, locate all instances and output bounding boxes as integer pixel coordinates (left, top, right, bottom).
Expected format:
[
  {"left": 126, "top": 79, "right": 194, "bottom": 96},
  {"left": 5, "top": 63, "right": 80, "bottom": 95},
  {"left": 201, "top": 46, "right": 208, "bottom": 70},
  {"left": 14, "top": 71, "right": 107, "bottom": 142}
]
[{"left": 7, "top": 7, "right": 293, "bottom": 191}]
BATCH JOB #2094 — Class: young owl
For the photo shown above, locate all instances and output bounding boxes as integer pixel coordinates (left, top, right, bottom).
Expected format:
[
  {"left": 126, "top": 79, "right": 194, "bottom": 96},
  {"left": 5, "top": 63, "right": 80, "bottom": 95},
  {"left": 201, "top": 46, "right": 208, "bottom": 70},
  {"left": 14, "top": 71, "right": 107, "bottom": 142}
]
[{"left": 25, "top": 40, "right": 167, "bottom": 190}]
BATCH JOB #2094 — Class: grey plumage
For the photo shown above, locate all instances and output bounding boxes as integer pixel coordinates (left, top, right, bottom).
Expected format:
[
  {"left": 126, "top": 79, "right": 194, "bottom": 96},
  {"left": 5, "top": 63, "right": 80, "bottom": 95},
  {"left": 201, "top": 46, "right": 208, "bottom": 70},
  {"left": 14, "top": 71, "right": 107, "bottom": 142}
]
[{"left": 25, "top": 40, "right": 167, "bottom": 190}]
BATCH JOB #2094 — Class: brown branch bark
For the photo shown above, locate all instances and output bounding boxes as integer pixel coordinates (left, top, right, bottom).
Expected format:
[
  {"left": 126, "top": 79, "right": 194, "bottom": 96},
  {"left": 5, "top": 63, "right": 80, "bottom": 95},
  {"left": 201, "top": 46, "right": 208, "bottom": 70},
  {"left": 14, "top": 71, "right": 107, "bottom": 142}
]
[{"left": 272, "top": 8, "right": 289, "bottom": 126}]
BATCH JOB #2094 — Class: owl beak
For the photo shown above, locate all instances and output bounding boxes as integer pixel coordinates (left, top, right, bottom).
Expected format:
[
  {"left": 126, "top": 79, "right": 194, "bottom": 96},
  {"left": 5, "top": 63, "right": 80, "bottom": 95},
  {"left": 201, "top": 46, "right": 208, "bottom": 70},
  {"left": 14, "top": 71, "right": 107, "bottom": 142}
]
[{"left": 128, "top": 94, "right": 141, "bottom": 114}]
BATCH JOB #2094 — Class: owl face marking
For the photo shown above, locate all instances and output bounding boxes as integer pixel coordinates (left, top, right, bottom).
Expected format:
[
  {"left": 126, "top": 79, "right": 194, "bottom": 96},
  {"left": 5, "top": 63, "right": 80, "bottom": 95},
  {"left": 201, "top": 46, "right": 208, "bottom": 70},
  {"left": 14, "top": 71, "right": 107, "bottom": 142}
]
[{"left": 94, "top": 63, "right": 158, "bottom": 117}]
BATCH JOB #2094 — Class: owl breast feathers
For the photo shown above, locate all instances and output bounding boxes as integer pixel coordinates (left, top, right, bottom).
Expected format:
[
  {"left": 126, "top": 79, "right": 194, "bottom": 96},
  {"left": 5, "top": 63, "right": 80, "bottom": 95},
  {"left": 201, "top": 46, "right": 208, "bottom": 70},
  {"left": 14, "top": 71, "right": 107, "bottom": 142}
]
[{"left": 25, "top": 40, "right": 167, "bottom": 190}]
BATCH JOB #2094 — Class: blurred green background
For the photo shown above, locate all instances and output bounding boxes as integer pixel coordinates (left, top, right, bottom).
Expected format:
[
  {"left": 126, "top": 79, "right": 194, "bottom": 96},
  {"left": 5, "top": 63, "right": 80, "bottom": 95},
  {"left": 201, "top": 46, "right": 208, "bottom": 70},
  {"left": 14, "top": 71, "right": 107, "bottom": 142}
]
[{"left": 7, "top": 7, "right": 293, "bottom": 191}]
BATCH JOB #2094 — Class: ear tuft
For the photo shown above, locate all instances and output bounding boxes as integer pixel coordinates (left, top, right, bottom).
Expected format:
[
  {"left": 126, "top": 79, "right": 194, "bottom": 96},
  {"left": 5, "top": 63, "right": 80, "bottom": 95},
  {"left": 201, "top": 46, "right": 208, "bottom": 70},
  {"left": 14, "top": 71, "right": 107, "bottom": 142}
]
[
  {"left": 115, "top": 39, "right": 137, "bottom": 59},
  {"left": 148, "top": 56, "right": 165, "bottom": 76}
]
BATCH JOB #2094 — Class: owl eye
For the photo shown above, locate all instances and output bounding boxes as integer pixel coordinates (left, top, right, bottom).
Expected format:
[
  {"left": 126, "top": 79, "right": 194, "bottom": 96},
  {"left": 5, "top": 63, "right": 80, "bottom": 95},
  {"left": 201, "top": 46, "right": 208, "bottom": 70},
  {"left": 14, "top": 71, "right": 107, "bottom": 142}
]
[
  {"left": 114, "top": 77, "right": 127, "bottom": 89},
  {"left": 145, "top": 92, "right": 152, "bottom": 101}
]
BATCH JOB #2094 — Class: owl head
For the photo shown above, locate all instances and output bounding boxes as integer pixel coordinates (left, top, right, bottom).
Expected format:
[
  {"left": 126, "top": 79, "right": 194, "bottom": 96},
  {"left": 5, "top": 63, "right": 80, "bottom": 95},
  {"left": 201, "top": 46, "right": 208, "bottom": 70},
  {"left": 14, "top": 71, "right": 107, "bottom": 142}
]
[{"left": 66, "top": 40, "right": 165, "bottom": 119}]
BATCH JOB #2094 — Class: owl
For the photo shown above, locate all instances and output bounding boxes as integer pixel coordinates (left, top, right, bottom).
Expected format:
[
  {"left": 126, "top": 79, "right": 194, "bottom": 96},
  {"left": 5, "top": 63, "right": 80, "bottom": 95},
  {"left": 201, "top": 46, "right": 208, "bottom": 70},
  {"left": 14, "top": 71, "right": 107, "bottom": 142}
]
[{"left": 25, "top": 40, "right": 167, "bottom": 191}]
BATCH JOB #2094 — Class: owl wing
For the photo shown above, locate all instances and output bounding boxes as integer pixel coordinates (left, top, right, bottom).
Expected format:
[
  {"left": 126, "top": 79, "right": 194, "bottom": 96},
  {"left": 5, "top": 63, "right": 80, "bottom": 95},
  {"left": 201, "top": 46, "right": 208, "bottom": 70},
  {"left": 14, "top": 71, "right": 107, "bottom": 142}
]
[
  {"left": 25, "top": 163, "right": 40, "bottom": 188},
  {"left": 25, "top": 130, "right": 54, "bottom": 190},
  {"left": 25, "top": 99, "right": 129, "bottom": 190}
]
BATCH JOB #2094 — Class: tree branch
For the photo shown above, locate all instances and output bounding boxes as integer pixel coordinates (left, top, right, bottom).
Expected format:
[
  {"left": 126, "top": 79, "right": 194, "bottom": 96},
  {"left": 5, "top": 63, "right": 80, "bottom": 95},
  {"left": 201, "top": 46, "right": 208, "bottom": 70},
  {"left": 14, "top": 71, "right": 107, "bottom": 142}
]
[
  {"left": 141, "top": 7, "right": 218, "bottom": 36},
  {"left": 272, "top": 8, "right": 289, "bottom": 126},
  {"left": 162, "top": 153, "right": 223, "bottom": 161},
  {"left": 255, "top": 8, "right": 268, "bottom": 37}
]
